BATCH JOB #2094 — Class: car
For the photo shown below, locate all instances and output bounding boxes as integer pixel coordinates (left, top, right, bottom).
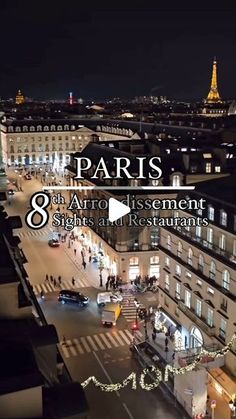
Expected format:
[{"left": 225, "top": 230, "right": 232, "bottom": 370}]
[
  {"left": 7, "top": 189, "right": 15, "bottom": 195},
  {"left": 97, "top": 291, "right": 123, "bottom": 306},
  {"left": 48, "top": 239, "right": 60, "bottom": 247},
  {"left": 24, "top": 174, "right": 32, "bottom": 180},
  {"left": 58, "top": 290, "right": 89, "bottom": 306}
]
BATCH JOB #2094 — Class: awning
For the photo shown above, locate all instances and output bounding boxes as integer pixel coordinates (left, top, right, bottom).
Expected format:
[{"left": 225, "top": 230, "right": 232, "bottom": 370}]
[{"left": 208, "top": 368, "right": 236, "bottom": 399}]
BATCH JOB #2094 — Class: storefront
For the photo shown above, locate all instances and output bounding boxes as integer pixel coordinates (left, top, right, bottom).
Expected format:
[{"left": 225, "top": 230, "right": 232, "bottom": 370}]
[{"left": 129, "top": 256, "right": 140, "bottom": 280}]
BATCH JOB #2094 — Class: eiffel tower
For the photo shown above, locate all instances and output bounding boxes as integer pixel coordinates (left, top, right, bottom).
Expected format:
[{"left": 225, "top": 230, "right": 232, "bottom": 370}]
[{"left": 206, "top": 57, "right": 221, "bottom": 103}]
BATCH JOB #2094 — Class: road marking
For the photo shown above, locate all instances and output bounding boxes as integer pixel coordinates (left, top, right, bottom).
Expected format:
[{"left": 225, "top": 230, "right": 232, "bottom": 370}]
[
  {"left": 118, "top": 330, "right": 131, "bottom": 345},
  {"left": 124, "top": 329, "right": 134, "bottom": 340},
  {"left": 93, "top": 334, "right": 105, "bottom": 350},
  {"left": 73, "top": 338, "right": 85, "bottom": 355},
  {"left": 105, "top": 332, "right": 119, "bottom": 347},
  {"left": 66, "top": 339, "right": 77, "bottom": 356},
  {"left": 60, "top": 343, "right": 70, "bottom": 358},
  {"left": 93, "top": 351, "right": 120, "bottom": 398},
  {"left": 80, "top": 337, "right": 91, "bottom": 352},
  {"left": 112, "top": 332, "right": 125, "bottom": 346},
  {"left": 122, "top": 402, "right": 135, "bottom": 419},
  {"left": 99, "top": 333, "right": 112, "bottom": 349},
  {"left": 86, "top": 335, "right": 98, "bottom": 351}
]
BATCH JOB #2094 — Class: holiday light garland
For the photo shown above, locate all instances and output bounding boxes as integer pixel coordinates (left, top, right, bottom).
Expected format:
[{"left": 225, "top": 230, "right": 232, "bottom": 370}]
[{"left": 81, "top": 333, "right": 236, "bottom": 392}]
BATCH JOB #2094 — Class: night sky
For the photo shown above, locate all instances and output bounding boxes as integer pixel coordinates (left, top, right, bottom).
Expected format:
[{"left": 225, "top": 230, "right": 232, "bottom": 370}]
[{"left": 0, "top": 1, "right": 236, "bottom": 101}]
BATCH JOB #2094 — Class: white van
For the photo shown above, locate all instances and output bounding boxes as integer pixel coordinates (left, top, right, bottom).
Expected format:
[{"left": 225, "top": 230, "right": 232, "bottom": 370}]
[
  {"left": 97, "top": 291, "right": 123, "bottom": 307},
  {"left": 101, "top": 302, "right": 121, "bottom": 326}
]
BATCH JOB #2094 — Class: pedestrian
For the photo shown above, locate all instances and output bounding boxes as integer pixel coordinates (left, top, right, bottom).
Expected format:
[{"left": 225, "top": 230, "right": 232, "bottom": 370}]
[
  {"left": 81, "top": 250, "right": 84, "bottom": 258},
  {"left": 72, "top": 277, "right": 75, "bottom": 286},
  {"left": 105, "top": 281, "right": 109, "bottom": 291},
  {"left": 82, "top": 260, "right": 86, "bottom": 270},
  {"left": 99, "top": 273, "right": 103, "bottom": 287},
  {"left": 53, "top": 278, "right": 57, "bottom": 287},
  {"left": 89, "top": 255, "right": 92, "bottom": 263},
  {"left": 152, "top": 331, "right": 156, "bottom": 342},
  {"left": 172, "top": 352, "right": 175, "bottom": 360},
  {"left": 165, "top": 337, "right": 169, "bottom": 347},
  {"left": 45, "top": 274, "right": 49, "bottom": 282},
  {"left": 74, "top": 248, "right": 77, "bottom": 257},
  {"left": 50, "top": 275, "right": 53, "bottom": 283},
  {"left": 88, "top": 246, "right": 91, "bottom": 253},
  {"left": 58, "top": 275, "right": 61, "bottom": 285}
]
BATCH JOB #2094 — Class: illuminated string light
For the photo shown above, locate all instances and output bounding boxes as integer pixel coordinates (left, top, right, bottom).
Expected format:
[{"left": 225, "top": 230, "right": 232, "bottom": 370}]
[{"left": 81, "top": 333, "right": 236, "bottom": 392}]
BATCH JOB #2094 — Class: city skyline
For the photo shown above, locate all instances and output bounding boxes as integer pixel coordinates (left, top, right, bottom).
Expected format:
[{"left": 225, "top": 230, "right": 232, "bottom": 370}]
[{"left": 0, "top": 3, "right": 236, "bottom": 100}]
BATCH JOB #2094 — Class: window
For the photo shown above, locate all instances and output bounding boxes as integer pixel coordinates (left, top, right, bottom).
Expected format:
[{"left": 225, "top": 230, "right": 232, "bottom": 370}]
[
  {"left": 45, "top": 136, "right": 49, "bottom": 141},
  {"left": 165, "top": 257, "right": 170, "bottom": 268},
  {"left": 71, "top": 143, "right": 75, "bottom": 151},
  {"left": 207, "top": 287, "right": 214, "bottom": 296},
  {"left": 215, "top": 166, "right": 221, "bottom": 173},
  {"left": 15, "top": 126, "right": 21, "bottom": 132},
  {"left": 187, "top": 248, "right": 193, "bottom": 266},
  {"left": 177, "top": 241, "right": 182, "bottom": 257},
  {"left": 167, "top": 235, "right": 171, "bottom": 250},
  {"left": 30, "top": 126, "right": 35, "bottom": 132},
  {"left": 207, "top": 308, "right": 214, "bottom": 327},
  {"left": 195, "top": 299, "right": 202, "bottom": 317},
  {"left": 219, "top": 234, "right": 226, "bottom": 250},
  {"left": 65, "top": 142, "right": 69, "bottom": 150},
  {"left": 219, "top": 318, "right": 227, "bottom": 340},
  {"left": 233, "top": 240, "right": 236, "bottom": 257},
  {"left": 175, "top": 282, "right": 181, "bottom": 300},
  {"left": 37, "top": 125, "right": 42, "bottom": 131},
  {"left": 152, "top": 179, "right": 159, "bottom": 186},
  {"left": 221, "top": 298, "right": 228, "bottom": 312},
  {"left": 196, "top": 279, "right": 202, "bottom": 287},
  {"left": 172, "top": 175, "right": 180, "bottom": 187},
  {"left": 185, "top": 290, "right": 191, "bottom": 309},
  {"left": 198, "top": 254, "right": 204, "bottom": 272},
  {"left": 129, "top": 257, "right": 139, "bottom": 266},
  {"left": 222, "top": 270, "right": 230, "bottom": 290},
  {"left": 165, "top": 274, "right": 170, "bottom": 291},
  {"left": 44, "top": 126, "right": 49, "bottom": 131},
  {"left": 206, "top": 162, "right": 212, "bottom": 173},
  {"left": 220, "top": 210, "right": 227, "bottom": 227},
  {"left": 10, "top": 145, "right": 14, "bottom": 153},
  {"left": 207, "top": 227, "right": 213, "bottom": 244},
  {"left": 150, "top": 256, "right": 159, "bottom": 277},
  {"left": 23, "top": 125, "right": 28, "bottom": 132},
  {"left": 186, "top": 271, "right": 192, "bottom": 280},
  {"left": 57, "top": 125, "right": 62, "bottom": 131},
  {"left": 209, "top": 261, "right": 216, "bottom": 280},
  {"left": 208, "top": 205, "right": 215, "bottom": 221},
  {"left": 129, "top": 257, "right": 139, "bottom": 280},
  {"left": 175, "top": 264, "right": 181, "bottom": 278},
  {"left": 52, "top": 136, "right": 55, "bottom": 141}
]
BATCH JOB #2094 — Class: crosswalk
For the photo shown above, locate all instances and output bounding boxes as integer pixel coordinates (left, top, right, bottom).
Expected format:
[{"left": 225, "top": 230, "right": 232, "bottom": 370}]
[
  {"left": 33, "top": 277, "right": 89, "bottom": 295},
  {"left": 59, "top": 329, "right": 143, "bottom": 359},
  {"left": 16, "top": 225, "right": 52, "bottom": 239},
  {"left": 121, "top": 291, "right": 145, "bottom": 323}
]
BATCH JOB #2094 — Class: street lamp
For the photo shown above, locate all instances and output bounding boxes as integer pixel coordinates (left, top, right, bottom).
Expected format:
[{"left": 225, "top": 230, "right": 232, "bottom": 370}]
[{"left": 229, "top": 395, "right": 236, "bottom": 417}]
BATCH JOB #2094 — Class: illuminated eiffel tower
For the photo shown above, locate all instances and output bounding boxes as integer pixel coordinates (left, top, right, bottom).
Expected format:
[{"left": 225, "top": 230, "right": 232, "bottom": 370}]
[{"left": 206, "top": 57, "right": 221, "bottom": 103}]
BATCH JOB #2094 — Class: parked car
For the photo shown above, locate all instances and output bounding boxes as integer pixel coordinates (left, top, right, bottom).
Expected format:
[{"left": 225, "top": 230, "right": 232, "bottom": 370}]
[
  {"left": 97, "top": 291, "right": 123, "bottom": 306},
  {"left": 58, "top": 290, "right": 89, "bottom": 306},
  {"left": 48, "top": 239, "right": 60, "bottom": 247}
]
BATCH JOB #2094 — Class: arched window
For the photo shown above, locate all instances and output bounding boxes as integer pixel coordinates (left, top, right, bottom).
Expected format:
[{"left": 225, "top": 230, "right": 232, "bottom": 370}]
[
  {"left": 15, "top": 126, "right": 21, "bottom": 132},
  {"left": 57, "top": 125, "right": 62, "bottom": 131},
  {"left": 23, "top": 125, "right": 28, "bottom": 132},
  {"left": 37, "top": 125, "right": 42, "bottom": 131},
  {"left": 44, "top": 126, "right": 49, "bottom": 131},
  {"left": 198, "top": 254, "right": 204, "bottom": 272},
  {"left": 64, "top": 124, "right": 69, "bottom": 130},
  {"left": 177, "top": 241, "right": 182, "bottom": 257},
  {"left": 222, "top": 270, "right": 230, "bottom": 290},
  {"left": 30, "top": 126, "right": 35, "bottom": 132},
  {"left": 187, "top": 248, "right": 193, "bottom": 266},
  {"left": 209, "top": 261, "right": 216, "bottom": 280},
  {"left": 10, "top": 145, "right": 14, "bottom": 153},
  {"left": 172, "top": 174, "right": 180, "bottom": 187}
]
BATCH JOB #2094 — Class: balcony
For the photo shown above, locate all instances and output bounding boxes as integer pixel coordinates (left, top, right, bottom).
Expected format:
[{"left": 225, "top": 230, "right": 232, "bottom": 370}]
[
  {"left": 178, "top": 301, "right": 216, "bottom": 336},
  {"left": 169, "top": 226, "right": 236, "bottom": 267}
]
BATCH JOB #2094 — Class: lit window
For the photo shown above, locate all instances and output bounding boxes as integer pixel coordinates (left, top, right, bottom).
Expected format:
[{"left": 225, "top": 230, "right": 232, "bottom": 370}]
[
  {"left": 187, "top": 248, "right": 193, "bottom": 266},
  {"left": 220, "top": 210, "right": 227, "bottom": 227},
  {"left": 208, "top": 205, "right": 215, "bottom": 221},
  {"left": 129, "top": 257, "right": 139, "bottom": 266},
  {"left": 206, "top": 162, "right": 212, "bottom": 173},
  {"left": 198, "top": 254, "right": 204, "bottom": 272},
  {"left": 167, "top": 235, "right": 171, "bottom": 250},
  {"left": 196, "top": 225, "right": 201, "bottom": 237},
  {"left": 165, "top": 257, "right": 170, "bottom": 268},
  {"left": 215, "top": 166, "right": 221, "bottom": 173},
  {"left": 177, "top": 241, "right": 182, "bottom": 257},
  {"left": 172, "top": 175, "right": 180, "bottom": 187},
  {"left": 219, "top": 318, "right": 227, "bottom": 340},
  {"left": 175, "top": 264, "right": 181, "bottom": 278},
  {"left": 150, "top": 255, "right": 159, "bottom": 264},
  {"left": 203, "top": 153, "right": 212, "bottom": 159},
  {"left": 222, "top": 270, "right": 230, "bottom": 290}
]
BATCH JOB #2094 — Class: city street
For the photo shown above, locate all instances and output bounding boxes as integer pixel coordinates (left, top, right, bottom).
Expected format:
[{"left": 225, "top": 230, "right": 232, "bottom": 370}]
[{"left": 4, "top": 168, "right": 188, "bottom": 419}]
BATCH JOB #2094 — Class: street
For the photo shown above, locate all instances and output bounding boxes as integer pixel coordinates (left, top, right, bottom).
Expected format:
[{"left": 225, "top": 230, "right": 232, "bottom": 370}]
[{"left": 5, "top": 167, "right": 188, "bottom": 419}]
